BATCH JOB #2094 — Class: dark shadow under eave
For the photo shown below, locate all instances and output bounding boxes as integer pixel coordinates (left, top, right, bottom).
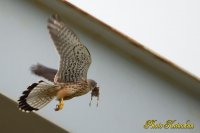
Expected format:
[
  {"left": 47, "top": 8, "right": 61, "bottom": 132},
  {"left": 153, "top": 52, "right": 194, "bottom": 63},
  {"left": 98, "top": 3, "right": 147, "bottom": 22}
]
[{"left": 0, "top": 93, "right": 69, "bottom": 133}]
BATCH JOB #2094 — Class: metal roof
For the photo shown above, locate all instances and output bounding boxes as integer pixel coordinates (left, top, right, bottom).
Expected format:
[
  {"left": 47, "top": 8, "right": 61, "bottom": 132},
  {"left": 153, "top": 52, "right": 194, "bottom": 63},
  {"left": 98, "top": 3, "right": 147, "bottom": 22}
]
[{"left": 39, "top": 0, "right": 200, "bottom": 92}]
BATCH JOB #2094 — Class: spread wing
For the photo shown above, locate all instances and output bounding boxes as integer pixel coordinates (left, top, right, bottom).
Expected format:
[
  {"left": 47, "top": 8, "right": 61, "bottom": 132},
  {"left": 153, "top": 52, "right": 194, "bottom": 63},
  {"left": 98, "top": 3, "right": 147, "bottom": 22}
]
[
  {"left": 48, "top": 14, "right": 91, "bottom": 83},
  {"left": 31, "top": 64, "right": 57, "bottom": 82}
]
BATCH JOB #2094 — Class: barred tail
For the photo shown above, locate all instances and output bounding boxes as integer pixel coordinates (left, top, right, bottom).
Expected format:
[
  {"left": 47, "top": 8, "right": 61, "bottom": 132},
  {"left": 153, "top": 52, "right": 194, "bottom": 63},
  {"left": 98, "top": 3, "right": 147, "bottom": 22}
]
[{"left": 18, "top": 80, "right": 58, "bottom": 112}]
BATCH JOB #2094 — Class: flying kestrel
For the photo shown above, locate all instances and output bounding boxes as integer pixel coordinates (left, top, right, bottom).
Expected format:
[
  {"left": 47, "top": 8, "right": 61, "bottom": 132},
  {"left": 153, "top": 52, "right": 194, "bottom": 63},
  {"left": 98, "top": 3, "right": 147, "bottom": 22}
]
[{"left": 18, "top": 14, "right": 99, "bottom": 112}]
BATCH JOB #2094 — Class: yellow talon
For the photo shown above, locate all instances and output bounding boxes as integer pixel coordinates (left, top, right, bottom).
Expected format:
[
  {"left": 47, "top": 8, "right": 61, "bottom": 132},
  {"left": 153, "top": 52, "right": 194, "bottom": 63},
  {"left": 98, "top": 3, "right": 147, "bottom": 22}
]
[{"left": 55, "top": 98, "right": 64, "bottom": 111}]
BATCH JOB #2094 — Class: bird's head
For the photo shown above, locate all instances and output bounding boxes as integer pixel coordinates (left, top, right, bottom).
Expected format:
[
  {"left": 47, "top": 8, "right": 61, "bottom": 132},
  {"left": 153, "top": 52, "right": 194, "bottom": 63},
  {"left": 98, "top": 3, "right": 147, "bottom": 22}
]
[{"left": 87, "top": 79, "right": 97, "bottom": 90}]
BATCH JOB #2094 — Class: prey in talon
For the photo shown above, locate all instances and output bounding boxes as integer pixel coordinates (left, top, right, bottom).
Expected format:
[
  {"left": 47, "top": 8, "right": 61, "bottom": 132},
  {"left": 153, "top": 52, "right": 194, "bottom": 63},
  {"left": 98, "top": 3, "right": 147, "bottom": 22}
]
[
  {"left": 18, "top": 14, "right": 100, "bottom": 112},
  {"left": 89, "top": 86, "right": 100, "bottom": 107}
]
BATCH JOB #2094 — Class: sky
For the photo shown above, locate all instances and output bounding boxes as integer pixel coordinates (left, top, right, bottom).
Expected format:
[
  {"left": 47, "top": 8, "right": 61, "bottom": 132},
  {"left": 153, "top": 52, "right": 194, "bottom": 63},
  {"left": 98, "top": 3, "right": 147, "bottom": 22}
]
[{"left": 69, "top": 0, "right": 200, "bottom": 78}]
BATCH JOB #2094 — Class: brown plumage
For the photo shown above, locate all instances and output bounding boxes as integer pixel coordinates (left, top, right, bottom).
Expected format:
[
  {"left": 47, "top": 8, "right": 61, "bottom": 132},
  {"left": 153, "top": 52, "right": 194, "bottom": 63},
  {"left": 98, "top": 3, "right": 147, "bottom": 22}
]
[{"left": 18, "top": 14, "right": 99, "bottom": 112}]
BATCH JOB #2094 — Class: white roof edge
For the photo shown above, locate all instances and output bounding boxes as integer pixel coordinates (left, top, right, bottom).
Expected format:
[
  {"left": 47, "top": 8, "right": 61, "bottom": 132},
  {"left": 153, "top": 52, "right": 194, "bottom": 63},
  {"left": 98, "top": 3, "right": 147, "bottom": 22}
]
[{"left": 36, "top": 0, "right": 200, "bottom": 92}]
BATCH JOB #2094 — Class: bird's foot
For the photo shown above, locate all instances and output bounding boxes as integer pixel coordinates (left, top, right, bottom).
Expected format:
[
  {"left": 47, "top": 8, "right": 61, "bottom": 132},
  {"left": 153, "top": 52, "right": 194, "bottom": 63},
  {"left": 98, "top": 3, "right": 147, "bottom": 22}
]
[
  {"left": 55, "top": 98, "right": 64, "bottom": 111},
  {"left": 89, "top": 87, "right": 99, "bottom": 107}
]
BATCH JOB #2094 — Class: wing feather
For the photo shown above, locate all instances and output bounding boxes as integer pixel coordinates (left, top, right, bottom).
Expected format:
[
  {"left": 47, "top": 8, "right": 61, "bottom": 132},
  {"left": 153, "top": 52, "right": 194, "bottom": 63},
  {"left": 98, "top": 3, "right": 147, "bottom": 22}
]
[{"left": 48, "top": 14, "right": 91, "bottom": 83}]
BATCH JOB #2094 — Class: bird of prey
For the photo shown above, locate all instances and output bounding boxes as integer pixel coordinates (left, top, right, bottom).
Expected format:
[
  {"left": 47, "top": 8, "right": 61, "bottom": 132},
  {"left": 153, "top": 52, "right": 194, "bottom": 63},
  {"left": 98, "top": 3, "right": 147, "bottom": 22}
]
[{"left": 18, "top": 14, "right": 99, "bottom": 112}]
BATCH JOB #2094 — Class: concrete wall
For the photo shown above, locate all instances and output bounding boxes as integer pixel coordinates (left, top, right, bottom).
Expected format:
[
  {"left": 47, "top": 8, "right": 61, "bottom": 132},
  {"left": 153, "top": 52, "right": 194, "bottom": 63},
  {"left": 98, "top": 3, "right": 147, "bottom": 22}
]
[
  {"left": 0, "top": 94, "right": 69, "bottom": 133},
  {"left": 0, "top": 1, "right": 200, "bottom": 133}
]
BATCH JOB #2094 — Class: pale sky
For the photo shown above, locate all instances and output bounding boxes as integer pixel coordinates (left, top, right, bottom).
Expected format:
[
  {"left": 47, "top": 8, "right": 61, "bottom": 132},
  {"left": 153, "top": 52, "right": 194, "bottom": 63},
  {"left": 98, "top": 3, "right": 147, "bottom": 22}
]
[{"left": 69, "top": 0, "right": 200, "bottom": 78}]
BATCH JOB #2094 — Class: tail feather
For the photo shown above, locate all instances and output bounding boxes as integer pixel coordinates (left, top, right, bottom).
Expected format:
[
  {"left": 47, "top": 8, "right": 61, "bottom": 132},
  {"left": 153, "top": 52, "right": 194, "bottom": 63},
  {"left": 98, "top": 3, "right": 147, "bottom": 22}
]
[{"left": 18, "top": 80, "right": 58, "bottom": 112}]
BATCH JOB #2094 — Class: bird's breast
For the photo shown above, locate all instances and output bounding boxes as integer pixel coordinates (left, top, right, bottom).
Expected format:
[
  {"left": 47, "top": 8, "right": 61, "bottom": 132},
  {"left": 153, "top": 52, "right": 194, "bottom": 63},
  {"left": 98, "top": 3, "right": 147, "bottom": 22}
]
[{"left": 56, "top": 82, "right": 90, "bottom": 99}]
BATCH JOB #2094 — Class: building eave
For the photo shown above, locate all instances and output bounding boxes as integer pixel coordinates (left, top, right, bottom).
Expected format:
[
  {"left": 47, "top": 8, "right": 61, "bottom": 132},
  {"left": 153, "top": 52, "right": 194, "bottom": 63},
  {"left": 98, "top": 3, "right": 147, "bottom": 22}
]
[{"left": 36, "top": 0, "right": 200, "bottom": 92}]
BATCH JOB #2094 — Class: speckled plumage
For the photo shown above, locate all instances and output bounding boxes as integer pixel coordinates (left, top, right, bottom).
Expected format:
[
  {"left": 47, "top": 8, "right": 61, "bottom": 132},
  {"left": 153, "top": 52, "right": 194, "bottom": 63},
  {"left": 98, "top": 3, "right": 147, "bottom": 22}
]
[
  {"left": 18, "top": 14, "right": 99, "bottom": 112},
  {"left": 48, "top": 14, "right": 91, "bottom": 83}
]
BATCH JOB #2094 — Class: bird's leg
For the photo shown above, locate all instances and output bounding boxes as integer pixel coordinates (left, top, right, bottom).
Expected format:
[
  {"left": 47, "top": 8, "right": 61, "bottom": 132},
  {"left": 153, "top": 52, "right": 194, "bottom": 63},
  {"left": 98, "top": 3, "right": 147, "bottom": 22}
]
[
  {"left": 89, "top": 87, "right": 99, "bottom": 107},
  {"left": 55, "top": 98, "right": 64, "bottom": 111}
]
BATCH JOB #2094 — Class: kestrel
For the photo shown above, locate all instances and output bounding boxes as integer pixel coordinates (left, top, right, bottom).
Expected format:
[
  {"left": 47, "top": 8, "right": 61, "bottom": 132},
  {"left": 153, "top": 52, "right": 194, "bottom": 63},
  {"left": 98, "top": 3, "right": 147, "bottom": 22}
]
[{"left": 18, "top": 14, "right": 99, "bottom": 112}]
